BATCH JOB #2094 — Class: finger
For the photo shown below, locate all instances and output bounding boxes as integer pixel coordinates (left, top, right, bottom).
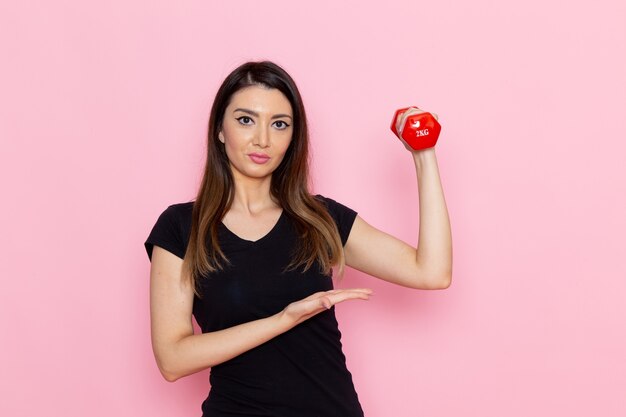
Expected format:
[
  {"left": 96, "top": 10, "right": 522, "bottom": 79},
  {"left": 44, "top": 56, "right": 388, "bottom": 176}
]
[
  {"left": 325, "top": 291, "right": 372, "bottom": 306},
  {"left": 398, "top": 107, "right": 424, "bottom": 136},
  {"left": 316, "top": 294, "right": 369, "bottom": 311},
  {"left": 298, "top": 290, "right": 372, "bottom": 311},
  {"left": 313, "top": 290, "right": 373, "bottom": 309},
  {"left": 396, "top": 113, "right": 404, "bottom": 137},
  {"left": 326, "top": 288, "right": 373, "bottom": 295},
  {"left": 293, "top": 291, "right": 372, "bottom": 319},
  {"left": 397, "top": 107, "right": 417, "bottom": 135},
  {"left": 320, "top": 296, "right": 332, "bottom": 309}
]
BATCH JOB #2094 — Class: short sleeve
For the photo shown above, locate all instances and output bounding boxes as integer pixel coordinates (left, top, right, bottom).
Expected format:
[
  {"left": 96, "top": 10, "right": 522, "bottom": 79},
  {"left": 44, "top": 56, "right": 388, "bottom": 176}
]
[
  {"left": 315, "top": 194, "right": 358, "bottom": 246},
  {"left": 144, "top": 205, "right": 186, "bottom": 261}
]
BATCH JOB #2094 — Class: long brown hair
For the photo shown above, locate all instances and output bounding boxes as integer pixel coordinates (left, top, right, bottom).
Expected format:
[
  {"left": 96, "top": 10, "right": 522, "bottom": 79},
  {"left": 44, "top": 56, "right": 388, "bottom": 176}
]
[{"left": 182, "top": 61, "right": 345, "bottom": 298}]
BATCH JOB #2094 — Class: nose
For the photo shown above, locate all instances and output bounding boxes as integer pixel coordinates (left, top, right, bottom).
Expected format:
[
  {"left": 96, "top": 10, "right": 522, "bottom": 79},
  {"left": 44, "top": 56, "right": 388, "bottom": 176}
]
[{"left": 253, "top": 125, "right": 270, "bottom": 148}]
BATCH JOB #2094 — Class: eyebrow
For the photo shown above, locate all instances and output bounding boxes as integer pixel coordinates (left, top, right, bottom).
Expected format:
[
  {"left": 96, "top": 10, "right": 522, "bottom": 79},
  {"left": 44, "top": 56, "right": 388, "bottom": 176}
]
[{"left": 233, "top": 108, "right": 293, "bottom": 120}]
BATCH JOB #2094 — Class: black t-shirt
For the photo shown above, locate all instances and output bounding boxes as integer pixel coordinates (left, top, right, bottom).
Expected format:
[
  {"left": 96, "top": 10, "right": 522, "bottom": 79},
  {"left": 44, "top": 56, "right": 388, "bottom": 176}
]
[{"left": 144, "top": 194, "right": 364, "bottom": 417}]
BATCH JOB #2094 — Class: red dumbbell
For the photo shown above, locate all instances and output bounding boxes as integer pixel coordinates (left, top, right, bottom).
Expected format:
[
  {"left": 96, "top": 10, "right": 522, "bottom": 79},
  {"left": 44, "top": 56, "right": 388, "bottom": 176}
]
[{"left": 390, "top": 106, "right": 441, "bottom": 151}]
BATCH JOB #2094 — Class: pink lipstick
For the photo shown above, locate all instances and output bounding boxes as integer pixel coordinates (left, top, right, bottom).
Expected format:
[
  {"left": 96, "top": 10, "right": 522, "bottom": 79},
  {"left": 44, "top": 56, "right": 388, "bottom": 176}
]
[{"left": 248, "top": 153, "right": 270, "bottom": 164}]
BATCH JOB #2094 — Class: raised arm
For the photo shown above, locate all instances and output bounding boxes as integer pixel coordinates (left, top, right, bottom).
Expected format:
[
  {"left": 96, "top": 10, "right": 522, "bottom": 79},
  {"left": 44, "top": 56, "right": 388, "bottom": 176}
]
[
  {"left": 344, "top": 141, "right": 452, "bottom": 290},
  {"left": 149, "top": 246, "right": 372, "bottom": 382}
]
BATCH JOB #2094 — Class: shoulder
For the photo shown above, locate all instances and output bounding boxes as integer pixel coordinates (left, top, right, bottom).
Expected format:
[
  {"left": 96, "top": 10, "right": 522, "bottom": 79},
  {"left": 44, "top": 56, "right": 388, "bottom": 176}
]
[
  {"left": 165, "top": 200, "right": 194, "bottom": 233},
  {"left": 158, "top": 201, "right": 194, "bottom": 225},
  {"left": 313, "top": 194, "right": 358, "bottom": 246},
  {"left": 314, "top": 194, "right": 357, "bottom": 216},
  {"left": 164, "top": 201, "right": 194, "bottom": 215},
  {"left": 144, "top": 201, "right": 194, "bottom": 261}
]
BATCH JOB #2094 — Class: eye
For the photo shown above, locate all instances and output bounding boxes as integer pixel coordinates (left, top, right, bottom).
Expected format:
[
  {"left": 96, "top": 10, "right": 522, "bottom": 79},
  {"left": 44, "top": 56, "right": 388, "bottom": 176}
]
[
  {"left": 236, "top": 116, "right": 253, "bottom": 125},
  {"left": 273, "top": 120, "right": 290, "bottom": 130}
]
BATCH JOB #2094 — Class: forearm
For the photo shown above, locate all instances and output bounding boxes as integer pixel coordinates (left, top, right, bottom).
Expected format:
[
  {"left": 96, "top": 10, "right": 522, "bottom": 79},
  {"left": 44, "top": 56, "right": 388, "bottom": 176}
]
[
  {"left": 162, "top": 311, "right": 294, "bottom": 382},
  {"left": 412, "top": 148, "right": 453, "bottom": 283}
]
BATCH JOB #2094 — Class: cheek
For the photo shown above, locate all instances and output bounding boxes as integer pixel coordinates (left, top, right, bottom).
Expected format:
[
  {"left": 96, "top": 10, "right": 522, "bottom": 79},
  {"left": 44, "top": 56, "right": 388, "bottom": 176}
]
[
  {"left": 222, "top": 130, "right": 248, "bottom": 152},
  {"left": 273, "top": 142, "right": 293, "bottom": 165},
  {"left": 281, "top": 138, "right": 294, "bottom": 156},
  {"left": 222, "top": 121, "right": 248, "bottom": 142},
  {"left": 221, "top": 139, "right": 239, "bottom": 162}
]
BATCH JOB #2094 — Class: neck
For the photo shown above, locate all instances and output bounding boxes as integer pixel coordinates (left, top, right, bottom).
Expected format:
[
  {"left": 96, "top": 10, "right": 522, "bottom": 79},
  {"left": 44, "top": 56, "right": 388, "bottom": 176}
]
[{"left": 230, "top": 171, "right": 278, "bottom": 214}]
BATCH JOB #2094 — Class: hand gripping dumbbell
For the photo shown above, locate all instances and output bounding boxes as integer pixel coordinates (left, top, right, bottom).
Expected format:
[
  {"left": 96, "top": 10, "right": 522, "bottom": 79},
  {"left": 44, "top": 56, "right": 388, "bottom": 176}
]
[{"left": 390, "top": 106, "right": 441, "bottom": 151}]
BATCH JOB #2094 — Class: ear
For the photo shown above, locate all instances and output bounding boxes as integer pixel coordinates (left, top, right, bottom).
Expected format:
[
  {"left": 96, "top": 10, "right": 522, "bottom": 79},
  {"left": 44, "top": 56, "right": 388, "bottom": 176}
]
[{"left": 218, "top": 131, "right": 225, "bottom": 143}]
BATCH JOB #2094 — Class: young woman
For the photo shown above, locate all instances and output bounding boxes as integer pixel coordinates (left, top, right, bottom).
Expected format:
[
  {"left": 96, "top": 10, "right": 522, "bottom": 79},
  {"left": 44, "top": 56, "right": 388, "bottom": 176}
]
[{"left": 144, "top": 60, "right": 452, "bottom": 416}]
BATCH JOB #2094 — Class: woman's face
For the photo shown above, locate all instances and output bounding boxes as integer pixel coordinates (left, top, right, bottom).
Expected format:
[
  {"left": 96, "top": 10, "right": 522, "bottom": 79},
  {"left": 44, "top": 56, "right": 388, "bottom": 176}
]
[{"left": 219, "top": 85, "right": 293, "bottom": 184}]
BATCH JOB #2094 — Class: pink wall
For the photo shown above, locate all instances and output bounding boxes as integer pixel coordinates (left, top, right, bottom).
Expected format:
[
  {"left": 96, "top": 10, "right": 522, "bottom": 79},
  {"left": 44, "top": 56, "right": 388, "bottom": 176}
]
[{"left": 2, "top": 1, "right": 625, "bottom": 416}]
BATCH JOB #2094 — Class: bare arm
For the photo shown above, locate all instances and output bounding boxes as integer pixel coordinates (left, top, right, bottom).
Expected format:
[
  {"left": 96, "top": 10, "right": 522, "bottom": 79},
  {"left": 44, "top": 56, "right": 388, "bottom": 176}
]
[
  {"left": 149, "top": 246, "right": 371, "bottom": 382},
  {"left": 345, "top": 147, "right": 453, "bottom": 289}
]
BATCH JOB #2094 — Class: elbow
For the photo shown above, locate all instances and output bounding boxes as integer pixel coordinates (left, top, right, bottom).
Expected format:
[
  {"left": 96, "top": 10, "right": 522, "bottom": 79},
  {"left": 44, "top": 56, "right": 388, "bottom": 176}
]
[
  {"left": 157, "top": 358, "right": 180, "bottom": 383},
  {"left": 157, "top": 349, "right": 212, "bottom": 383},
  {"left": 154, "top": 336, "right": 197, "bottom": 382},
  {"left": 161, "top": 368, "right": 180, "bottom": 383},
  {"left": 436, "top": 273, "right": 452, "bottom": 289},
  {"left": 412, "top": 260, "right": 452, "bottom": 290},
  {"left": 418, "top": 270, "right": 452, "bottom": 290},
  {"left": 427, "top": 263, "right": 452, "bottom": 289},
  {"left": 155, "top": 352, "right": 184, "bottom": 383}
]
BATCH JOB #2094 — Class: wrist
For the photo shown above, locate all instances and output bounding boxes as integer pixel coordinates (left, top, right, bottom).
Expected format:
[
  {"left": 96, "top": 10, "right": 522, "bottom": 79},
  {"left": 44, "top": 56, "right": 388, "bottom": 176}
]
[
  {"left": 275, "top": 309, "right": 297, "bottom": 333},
  {"left": 412, "top": 147, "right": 436, "bottom": 163},
  {"left": 412, "top": 148, "right": 439, "bottom": 178}
]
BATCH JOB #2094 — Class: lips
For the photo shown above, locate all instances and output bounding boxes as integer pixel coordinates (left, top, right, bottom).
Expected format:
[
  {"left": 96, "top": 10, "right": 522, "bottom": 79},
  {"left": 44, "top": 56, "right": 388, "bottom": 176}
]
[{"left": 248, "top": 153, "right": 270, "bottom": 164}]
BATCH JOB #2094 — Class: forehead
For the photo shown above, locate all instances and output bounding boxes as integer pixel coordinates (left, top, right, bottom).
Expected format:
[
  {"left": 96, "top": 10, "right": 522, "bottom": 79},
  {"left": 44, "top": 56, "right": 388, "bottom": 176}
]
[{"left": 228, "top": 85, "right": 292, "bottom": 115}]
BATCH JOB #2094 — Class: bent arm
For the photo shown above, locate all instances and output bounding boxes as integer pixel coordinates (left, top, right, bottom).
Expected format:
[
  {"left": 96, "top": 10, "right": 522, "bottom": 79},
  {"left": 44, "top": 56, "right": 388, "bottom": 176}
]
[
  {"left": 149, "top": 246, "right": 370, "bottom": 382},
  {"left": 164, "top": 309, "right": 291, "bottom": 382},
  {"left": 345, "top": 148, "right": 452, "bottom": 289}
]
